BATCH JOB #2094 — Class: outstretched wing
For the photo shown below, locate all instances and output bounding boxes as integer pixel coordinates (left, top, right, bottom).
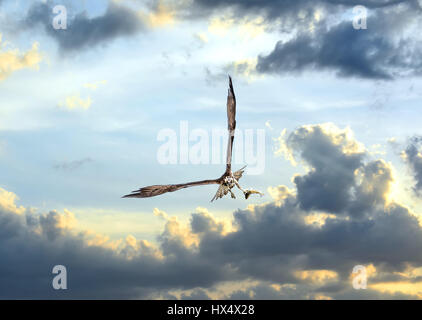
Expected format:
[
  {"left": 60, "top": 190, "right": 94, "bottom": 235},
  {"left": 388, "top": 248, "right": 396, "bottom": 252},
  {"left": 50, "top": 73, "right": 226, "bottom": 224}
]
[
  {"left": 225, "top": 75, "right": 236, "bottom": 173},
  {"left": 233, "top": 165, "right": 246, "bottom": 181},
  {"left": 123, "top": 179, "right": 219, "bottom": 198}
]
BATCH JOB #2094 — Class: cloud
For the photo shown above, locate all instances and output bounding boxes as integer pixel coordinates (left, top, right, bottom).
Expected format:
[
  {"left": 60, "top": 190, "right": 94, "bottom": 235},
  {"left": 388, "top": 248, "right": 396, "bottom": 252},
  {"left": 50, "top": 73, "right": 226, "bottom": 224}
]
[
  {"left": 59, "top": 94, "right": 92, "bottom": 110},
  {"left": 193, "top": 0, "right": 323, "bottom": 23},
  {"left": 190, "top": 0, "right": 422, "bottom": 80},
  {"left": 2, "top": 123, "right": 422, "bottom": 298},
  {"left": 59, "top": 80, "right": 106, "bottom": 110},
  {"left": 1, "top": 0, "right": 422, "bottom": 299},
  {"left": 204, "top": 58, "right": 258, "bottom": 85},
  {"left": 207, "top": 13, "right": 266, "bottom": 39},
  {"left": 0, "top": 188, "right": 25, "bottom": 215},
  {"left": 39, "top": 209, "right": 77, "bottom": 241},
  {"left": 276, "top": 124, "right": 370, "bottom": 215},
  {"left": 140, "top": 1, "right": 177, "bottom": 28},
  {"left": 194, "top": 32, "right": 208, "bottom": 44},
  {"left": 402, "top": 136, "right": 422, "bottom": 196},
  {"left": 83, "top": 80, "right": 107, "bottom": 90},
  {"left": 0, "top": 190, "right": 236, "bottom": 298},
  {"left": 257, "top": 7, "right": 422, "bottom": 80},
  {"left": 192, "top": 0, "right": 410, "bottom": 25},
  {"left": 223, "top": 282, "right": 420, "bottom": 300},
  {"left": 227, "top": 58, "right": 258, "bottom": 79},
  {"left": 25, "top": 2, "right": 144, "bottom": 53},
  {"left": 0, "top": 36, "right": 43, "bottom": 80}
]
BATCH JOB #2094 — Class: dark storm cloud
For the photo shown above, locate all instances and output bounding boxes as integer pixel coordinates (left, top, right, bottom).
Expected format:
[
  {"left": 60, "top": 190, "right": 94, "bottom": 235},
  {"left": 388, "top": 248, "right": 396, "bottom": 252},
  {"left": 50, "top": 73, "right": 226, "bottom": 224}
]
[
  {"left": 25, "top": 2, "right": 144, "bottom": 53},
  {"left": 1, "top": 123, "right": 422, "bottom": 299},
  {"left": 285, "top": 1, "right": 420, "bottom": 80},
  {"left": 403, "top": 136, "right": 422, "bottom": 196},
  {"left": 207, "top": 199, "right": 422, "bottom": 279},
  {"left": 184, "top": 192, "right": 422, "bottom": 298},
  {"left": 191, "top": 0, "right": 422, "bottom": 80},
  {"left": 193, "top": 0, "right": 317, "bottom": 22},
  {"left": 280, "top": 124, "right": 393, "bottom": 217},
  {"left": 195, "top": 0, "right": 410, "bottom": 8},
  {"left": 224, "top": 283, "right": 419, "bottom": 300},
  {"left": 257, "top": 14, "right": 422, "bottom": 79},
  {"left": 184, "top": 125, "right": 422, "bottom": 296},
  {"left": 0, "top": 204, "right": 235, "bottom": 299},
  {"left": 286, "top": 125, "right": 365, "bottom": 213},
  {"left": 192, "top": 0, "right": 410, "bottom": 20},
  {"left": 188, "top": 0, "right": 328, "bottom": 35}
]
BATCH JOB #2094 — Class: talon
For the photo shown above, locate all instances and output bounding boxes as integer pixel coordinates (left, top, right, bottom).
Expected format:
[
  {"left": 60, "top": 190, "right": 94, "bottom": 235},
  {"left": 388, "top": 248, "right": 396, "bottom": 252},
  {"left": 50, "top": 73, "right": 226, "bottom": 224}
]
[{"left": 244, "top": 189, "right": 264, "bottom": 199}]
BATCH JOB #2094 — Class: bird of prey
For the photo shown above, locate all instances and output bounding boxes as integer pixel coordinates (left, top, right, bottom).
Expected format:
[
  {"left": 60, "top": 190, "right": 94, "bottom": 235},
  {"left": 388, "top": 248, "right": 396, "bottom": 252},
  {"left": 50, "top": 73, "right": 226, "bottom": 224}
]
[{"left": 123, "top": 76, "right": 263, "bottom": 202}]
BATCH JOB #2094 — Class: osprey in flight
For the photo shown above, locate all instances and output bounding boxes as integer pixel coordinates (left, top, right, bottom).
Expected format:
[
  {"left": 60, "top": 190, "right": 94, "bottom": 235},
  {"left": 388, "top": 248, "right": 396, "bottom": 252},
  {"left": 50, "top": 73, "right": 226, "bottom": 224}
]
[{"left": 123, "top": 76, "right": 263, "bottom": 201}]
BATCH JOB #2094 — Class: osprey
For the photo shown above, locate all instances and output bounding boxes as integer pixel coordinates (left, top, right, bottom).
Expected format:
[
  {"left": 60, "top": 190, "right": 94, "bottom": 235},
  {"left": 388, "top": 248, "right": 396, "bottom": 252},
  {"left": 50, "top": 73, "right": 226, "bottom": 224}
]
[{"left": 123, "top": 76, "right": 263, "bottom": 201}]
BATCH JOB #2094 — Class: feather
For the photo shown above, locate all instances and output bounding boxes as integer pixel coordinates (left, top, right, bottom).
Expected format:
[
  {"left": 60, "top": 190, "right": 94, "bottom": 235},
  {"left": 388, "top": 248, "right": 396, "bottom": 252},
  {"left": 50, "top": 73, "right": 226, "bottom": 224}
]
[
  {"left": 211, "top": 184, "right": 228, "bottom": 202},
  {"left": 123, "top": 77, "right": 256, "bottom": 201},
  {"left": 123, "top": 179, "right": 219, "bottom": 198},
  {"left": 225, "top": 75, "right": 236, "bottom": 173},
  {"left": 233, "top": 165, "right": 246, "bottom": 181}
]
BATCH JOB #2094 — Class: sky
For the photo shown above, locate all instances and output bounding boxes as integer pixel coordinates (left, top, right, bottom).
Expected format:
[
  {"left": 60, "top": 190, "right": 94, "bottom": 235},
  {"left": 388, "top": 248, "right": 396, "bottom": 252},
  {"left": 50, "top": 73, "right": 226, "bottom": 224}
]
[{"left": 1, "top": 0, "right": 422, "bottom": 299}]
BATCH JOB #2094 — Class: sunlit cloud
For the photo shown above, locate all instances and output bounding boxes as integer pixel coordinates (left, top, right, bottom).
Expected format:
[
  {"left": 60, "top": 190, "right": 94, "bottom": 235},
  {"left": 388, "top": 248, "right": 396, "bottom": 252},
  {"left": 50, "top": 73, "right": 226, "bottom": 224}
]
[
  {"left": 225, "top": 58, "right": 258, "bottom": 81},
  {"left": 0, "top": 187, "right": 25, "bottom": 215},
  {"left": 294, "top": 269, "right": 338, "bottom": 284},
  {"left": 208, "top": 14, "right": 267, "bottom": 39},
  {"left": 1, "top": 0, "right": 422, "bottom": 300},
  {"left": 83, "top": 80, "right": 107, "bottom": 90},
  {"left": 370, "top": 281, "right": 422, "bottom": 299},
  {"left": 58, "top": 80, "right": 107, "bottom": 110},
  {"left": 139, "top": 1, "right": 177, "bottom": 28},
  {"left": 194, "top": 32, "right": 208, "bottom": 44},
  {"left": 59, "top": 94, "right": 92, "bottom": 110},
  {"left": 0, "top": 35, "right": 43, "bottom": 81}
]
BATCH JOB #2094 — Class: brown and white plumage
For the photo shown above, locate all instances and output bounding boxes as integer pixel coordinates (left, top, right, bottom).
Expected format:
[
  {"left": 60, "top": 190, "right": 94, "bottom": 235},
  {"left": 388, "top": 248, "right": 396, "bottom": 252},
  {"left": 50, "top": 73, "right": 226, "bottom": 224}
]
[
  {"left": 123, "top": 179, "right": 219, "bottom": 198},
  {"left": 225, "top": 76, "right": 236, "bottom": 173},
  {"left": 123, "top": 76, "right": 263, "bottom": 201},
  {"left": 210, "top": 166, "right": 245, "bottom": 202}
]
